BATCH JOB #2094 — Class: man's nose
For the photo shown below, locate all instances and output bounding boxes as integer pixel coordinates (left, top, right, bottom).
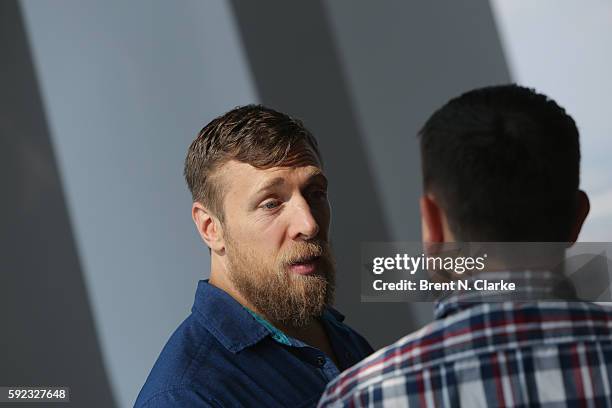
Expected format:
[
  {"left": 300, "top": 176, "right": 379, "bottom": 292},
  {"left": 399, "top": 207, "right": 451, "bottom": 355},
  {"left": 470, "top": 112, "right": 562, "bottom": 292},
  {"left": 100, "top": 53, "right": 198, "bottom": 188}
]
[{"left": 288, "top": 196, "right": 320, "bottom": 241}]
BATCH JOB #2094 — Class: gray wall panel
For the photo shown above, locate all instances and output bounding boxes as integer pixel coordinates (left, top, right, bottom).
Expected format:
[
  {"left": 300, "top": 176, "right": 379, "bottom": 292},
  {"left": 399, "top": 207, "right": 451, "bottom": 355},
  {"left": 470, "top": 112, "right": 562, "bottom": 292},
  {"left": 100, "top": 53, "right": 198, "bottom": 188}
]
[
  {"left": 324, "top": 0, "right": 512, "bottom": 328},
  {"left": 325, "top": 0, "right": 511, "bottom": 241},
  {"left": 18, "top": 1, "right": 257, "bottom": 406},
  {"left": 1, "top": 1, "right": 116, "bottom": 406}
]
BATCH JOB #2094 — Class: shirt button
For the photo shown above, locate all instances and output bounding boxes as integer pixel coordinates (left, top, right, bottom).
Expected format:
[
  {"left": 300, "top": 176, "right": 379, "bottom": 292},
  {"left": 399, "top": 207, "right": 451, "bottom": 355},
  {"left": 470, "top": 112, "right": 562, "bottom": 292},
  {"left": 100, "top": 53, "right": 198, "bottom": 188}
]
[{"left": 316, "top": 356, "right": 326, "bottom": 367}]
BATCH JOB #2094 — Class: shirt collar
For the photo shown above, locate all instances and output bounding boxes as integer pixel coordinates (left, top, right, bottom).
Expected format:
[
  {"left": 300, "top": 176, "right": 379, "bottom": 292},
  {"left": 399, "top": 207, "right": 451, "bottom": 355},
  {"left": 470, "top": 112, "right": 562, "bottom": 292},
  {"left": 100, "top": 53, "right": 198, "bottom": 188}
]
[
  {"left": 191, "top": 280, "right": 271, "bottom": 353},
  {"left": 243, "top": 306, "right": 293, "bottom": 346},
  {"left": 246, "top": 306, "right": 347, "bottom": 348},
  {"left": 434, "top": 270, "right": 578, "bottom": 319}
]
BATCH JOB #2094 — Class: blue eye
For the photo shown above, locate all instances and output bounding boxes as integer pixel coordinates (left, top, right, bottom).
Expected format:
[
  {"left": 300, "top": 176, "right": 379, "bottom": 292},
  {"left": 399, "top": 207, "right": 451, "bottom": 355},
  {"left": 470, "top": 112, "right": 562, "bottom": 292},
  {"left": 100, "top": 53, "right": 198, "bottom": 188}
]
[{"left": 262, "top": 200, "right": 280, "bottom": 210}]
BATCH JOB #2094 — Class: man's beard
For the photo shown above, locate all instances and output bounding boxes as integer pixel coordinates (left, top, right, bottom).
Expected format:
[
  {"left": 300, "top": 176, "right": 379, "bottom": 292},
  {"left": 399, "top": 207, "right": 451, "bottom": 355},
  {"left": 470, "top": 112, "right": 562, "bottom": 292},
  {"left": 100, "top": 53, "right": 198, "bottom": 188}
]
[{"left": 225, "top": 234, "right": 336, "bottom": 328}]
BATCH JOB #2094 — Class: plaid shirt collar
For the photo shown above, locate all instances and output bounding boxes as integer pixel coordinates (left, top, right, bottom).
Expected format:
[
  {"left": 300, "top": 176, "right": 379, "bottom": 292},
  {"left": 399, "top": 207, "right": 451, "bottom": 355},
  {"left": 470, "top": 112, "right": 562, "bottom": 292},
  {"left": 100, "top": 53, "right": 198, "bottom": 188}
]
[{"left": 434, "top": 270, "right": 579, "bottom": 319}]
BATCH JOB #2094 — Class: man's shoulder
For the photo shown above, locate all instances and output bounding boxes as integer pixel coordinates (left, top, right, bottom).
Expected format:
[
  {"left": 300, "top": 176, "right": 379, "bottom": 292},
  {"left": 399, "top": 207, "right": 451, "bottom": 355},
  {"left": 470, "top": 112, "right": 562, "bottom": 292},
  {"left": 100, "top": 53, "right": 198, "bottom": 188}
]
[
  {"left": 134, "top": 313, "right": 226, "bottom": 408},
  {"left": 319, "top": 301, "right": 612, "bottom": 407},
  {"left": 135, "top": 385, "right": 220, "bottom": 408},
  {"left": 318, "top": 320, "right": 433, "bottom": 407}
]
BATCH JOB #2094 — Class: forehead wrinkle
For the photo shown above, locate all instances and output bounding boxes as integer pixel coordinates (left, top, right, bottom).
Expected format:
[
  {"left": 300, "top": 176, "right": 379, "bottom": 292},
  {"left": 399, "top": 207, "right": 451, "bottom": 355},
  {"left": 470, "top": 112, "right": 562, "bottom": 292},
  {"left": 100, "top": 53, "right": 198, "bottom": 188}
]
[
  {"left": 222, "top": 160, "right": 327, "bottom": 204},
  {"left": 261, "top": 166, "right": 327, "bottom": 190},
  {"left": 253, "top": 176, "right": 286, "bottom": 194}
]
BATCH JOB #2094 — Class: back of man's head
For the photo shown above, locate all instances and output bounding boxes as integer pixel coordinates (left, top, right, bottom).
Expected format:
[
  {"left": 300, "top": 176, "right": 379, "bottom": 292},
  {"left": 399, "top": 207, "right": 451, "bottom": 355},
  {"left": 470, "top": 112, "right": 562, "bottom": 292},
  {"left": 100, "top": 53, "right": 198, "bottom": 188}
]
[{"left": 419, "top": 84, "right": 582, "bottom": 242}]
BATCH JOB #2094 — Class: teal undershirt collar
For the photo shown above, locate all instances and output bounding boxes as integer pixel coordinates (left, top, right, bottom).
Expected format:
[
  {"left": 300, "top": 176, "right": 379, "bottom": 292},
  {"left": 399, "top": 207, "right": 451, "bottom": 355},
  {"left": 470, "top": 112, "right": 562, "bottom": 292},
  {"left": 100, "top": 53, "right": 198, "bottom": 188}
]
[{"left": 243, "top": 306, "right": 292, "bottom": 346}]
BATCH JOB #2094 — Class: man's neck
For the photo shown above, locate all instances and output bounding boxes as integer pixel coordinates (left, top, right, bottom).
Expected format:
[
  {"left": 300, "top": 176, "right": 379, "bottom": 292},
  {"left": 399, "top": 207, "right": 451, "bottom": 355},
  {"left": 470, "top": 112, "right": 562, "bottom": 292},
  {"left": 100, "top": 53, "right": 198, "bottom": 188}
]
[
  {"left": 274, "top": 318, "right": 317, "bottom": 343},
  {"left": 278, "top": 318, "right": 339, "bottom": 367}
]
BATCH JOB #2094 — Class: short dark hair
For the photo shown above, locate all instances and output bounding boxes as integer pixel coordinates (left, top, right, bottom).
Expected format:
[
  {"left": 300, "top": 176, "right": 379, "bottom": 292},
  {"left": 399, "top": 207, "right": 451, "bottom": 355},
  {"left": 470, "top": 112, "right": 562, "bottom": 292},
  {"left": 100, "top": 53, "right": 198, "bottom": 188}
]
[
  {"left": 184, "top": 105, "right": 321, "bottom": 221},
  {"left": 419, "top": 84, "right": 580, "bottom": 241}
]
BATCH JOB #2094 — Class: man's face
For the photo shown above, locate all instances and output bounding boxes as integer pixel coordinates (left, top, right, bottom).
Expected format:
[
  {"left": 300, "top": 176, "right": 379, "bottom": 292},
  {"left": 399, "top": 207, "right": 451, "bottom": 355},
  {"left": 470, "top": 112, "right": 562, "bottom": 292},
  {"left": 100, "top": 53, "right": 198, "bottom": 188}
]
[{"left": 217, "top": 151, "right": 335, "bottom": 327}]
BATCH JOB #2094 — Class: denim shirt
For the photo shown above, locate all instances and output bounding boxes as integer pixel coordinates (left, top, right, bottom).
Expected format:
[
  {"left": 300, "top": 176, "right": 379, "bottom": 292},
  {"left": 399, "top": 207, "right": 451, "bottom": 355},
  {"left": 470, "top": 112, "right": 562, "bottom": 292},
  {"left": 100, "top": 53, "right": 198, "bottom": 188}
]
[{"left": 135, "top": 280, "right": 373, "bottom": 408}]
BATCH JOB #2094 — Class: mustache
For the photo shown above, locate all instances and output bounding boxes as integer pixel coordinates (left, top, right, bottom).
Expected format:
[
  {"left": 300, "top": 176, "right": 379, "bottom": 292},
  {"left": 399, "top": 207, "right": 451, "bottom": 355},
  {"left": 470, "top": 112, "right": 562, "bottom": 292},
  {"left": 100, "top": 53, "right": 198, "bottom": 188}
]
[{"left": 279, "top": 241, "right": 330, "bottom": 266}]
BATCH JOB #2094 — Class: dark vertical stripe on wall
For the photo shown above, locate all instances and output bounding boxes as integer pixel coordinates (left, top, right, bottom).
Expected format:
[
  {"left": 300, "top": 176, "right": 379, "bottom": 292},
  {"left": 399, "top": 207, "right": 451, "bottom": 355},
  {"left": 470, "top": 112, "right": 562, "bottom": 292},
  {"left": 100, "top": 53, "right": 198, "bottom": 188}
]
[
  {"left": 229, "top": 0, "right": 412, "bottom": 348},
  {"left": 0, "top": 1, "right": 116, "bottom": 406}
]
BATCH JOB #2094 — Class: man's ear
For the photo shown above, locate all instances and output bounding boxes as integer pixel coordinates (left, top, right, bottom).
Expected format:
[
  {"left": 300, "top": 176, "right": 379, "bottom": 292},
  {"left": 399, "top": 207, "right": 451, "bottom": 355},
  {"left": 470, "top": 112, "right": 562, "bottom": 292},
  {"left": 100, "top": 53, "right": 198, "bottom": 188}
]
[
  {"left": 568, "top": 190, "right": 590, "bottom": 243},
  {"left": 420, "top": 194, "right": 445, "bottom": 243},
  {"left": 192, "top": 202, "right": 225, "bottom": 253}
]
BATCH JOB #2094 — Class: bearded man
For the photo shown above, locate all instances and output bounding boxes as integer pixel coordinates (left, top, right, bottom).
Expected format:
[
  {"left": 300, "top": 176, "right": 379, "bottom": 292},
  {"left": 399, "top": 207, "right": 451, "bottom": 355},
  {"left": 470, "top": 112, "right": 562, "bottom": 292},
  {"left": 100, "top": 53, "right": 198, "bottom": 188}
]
[{"left": 135, "top": 105, "right": 373, "bottom": 408}]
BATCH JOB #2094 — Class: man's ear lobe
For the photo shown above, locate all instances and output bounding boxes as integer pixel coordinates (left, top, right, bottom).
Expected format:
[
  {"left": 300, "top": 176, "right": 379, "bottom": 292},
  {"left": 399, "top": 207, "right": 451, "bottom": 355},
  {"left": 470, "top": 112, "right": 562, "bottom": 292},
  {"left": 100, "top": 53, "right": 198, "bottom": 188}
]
[
  {"left": 568, "top": 190, "right": 590, "bottom": 243},
  {"left": 420, "top": 194, "right": 444, "bottom": 243},
  {"left": 192, "top": 202, "right": 225, "bottom": 253}
]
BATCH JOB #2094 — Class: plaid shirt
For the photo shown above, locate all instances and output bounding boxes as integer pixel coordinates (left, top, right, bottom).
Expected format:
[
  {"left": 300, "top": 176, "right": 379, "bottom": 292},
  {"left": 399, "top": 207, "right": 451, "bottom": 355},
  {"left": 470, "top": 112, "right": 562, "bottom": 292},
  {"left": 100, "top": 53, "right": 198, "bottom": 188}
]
[{"left": 318, "top": 271, "right": 612, "bottom": 407}]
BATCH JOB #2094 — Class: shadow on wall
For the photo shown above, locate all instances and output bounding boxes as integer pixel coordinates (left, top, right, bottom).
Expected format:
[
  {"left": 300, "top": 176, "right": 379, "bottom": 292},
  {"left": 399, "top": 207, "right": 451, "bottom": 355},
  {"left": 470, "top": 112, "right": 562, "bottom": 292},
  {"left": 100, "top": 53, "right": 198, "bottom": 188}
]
[{"left": 0, "top": 1, "right": 116, "bottom": 406}]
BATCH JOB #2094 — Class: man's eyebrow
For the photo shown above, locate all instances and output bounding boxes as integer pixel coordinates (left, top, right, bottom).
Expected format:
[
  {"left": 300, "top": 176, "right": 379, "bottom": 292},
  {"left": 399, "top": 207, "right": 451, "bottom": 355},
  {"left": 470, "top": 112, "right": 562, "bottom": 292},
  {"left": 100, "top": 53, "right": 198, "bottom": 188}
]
[
  {"left": 253, "top": 177, "right": 286, "bottom": 194},
  {"left": 252, "top": 170, "right": 327, "bottom": 197},
  {"left": 305, "top": 169, "right": 328, "bottom": 186}
]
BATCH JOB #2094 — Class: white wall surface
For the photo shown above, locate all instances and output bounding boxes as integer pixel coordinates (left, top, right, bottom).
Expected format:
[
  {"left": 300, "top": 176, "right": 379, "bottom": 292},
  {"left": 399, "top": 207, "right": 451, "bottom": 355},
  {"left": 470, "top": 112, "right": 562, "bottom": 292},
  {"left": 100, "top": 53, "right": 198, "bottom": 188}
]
[{"left": 490, "top": 0, "right": 612, "bottom": 241}]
